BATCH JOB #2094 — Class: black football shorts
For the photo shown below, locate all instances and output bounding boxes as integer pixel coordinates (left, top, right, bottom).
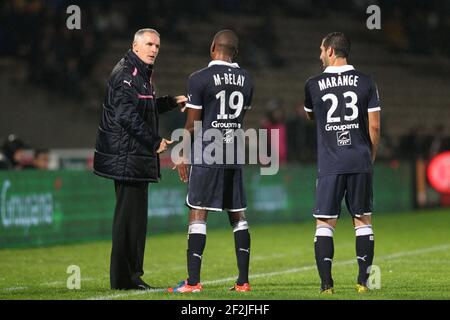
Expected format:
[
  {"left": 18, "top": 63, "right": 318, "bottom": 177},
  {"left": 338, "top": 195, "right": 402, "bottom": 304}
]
[
  {"left": 186, "top": 165, "right": 247, "bottom": 212},
  {"left": 313, "top": 173, "right": 373, "bottom": 219}
]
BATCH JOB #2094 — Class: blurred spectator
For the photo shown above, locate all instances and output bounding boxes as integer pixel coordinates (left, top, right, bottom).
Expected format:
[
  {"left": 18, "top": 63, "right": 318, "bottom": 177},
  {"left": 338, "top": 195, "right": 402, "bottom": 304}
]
[
  {"left": 240, "top": 12, "right": 284, "bottom": 69},
  {"left": 251, "top": 13, "right": 284, "bottom": 68},
  {"left": 381, "top": 0, "right": 450, "bottom": 56},
  {"left": 286, "top": 104, "right": 316, "bottom": 163},
  {"left": 398, "top": 126, "right": 439, "bottom": 160},
  {"left": 261, "top": 99, "right": 288, "bottom": 165},
  {"left": 398, "top": 127, "right": 416, "bottom": 159},
  {"left": 1, "top": 134, "right": 28, "bottom": 170},
  {"left": 375, "top": 131, "right": 396, "bottom": 161},
  {"left": 24, "top": 149, "right": 50, "bottom": 170},
  {"left": 0, "top": 0, "right": 100, "bottom": 98},
  {"left": 428, "top": 125, "right": 450, "bottom": 158},
  {"left": 382, "top": 5, "right": 410, "bottom": 52},
  {"left": 0, "top": 152, "right": 9, "bottom": 170}
]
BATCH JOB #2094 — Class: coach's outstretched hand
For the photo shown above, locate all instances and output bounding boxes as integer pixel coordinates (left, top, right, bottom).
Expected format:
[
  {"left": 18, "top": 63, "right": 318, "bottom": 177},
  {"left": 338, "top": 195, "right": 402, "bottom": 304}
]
[
  {"left": 156, "top": 138, "right": 173, "bottom": 154},
  {"left": 174, "top": 95, "right": 188, "bottom": 112}
]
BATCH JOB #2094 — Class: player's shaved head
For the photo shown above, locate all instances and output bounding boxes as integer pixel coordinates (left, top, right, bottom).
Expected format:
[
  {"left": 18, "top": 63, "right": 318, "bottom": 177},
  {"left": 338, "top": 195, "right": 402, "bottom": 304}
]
[{"left": 211, "top": 30, "right": 239, "bottom": 59}]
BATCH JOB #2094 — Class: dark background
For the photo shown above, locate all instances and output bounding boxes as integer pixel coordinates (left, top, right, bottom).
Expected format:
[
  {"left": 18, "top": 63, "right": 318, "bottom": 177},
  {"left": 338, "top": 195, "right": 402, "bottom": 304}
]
[{"left": 0, "top": 0, "right": 449, "bottom": 164}]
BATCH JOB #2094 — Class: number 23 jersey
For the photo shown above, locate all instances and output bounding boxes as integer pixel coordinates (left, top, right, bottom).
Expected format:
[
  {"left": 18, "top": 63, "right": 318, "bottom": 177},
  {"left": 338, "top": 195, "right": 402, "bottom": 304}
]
[{"left": 304, "top": 65, "right": 381, "bottom": 177}]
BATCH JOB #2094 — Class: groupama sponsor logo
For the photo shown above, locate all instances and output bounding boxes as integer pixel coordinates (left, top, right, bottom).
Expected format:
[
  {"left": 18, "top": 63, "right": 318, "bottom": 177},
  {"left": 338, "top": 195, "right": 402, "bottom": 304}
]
[{"left": 1, "top": 180, "right": 53, "bottom": 227}]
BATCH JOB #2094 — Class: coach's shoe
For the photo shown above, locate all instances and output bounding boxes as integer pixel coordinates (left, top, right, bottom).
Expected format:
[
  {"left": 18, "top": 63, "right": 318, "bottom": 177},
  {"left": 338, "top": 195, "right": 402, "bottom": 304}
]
[
  {"left": 230, "top": 283, "right": 251, "bottom": 292},
  {"left": 131, "top": 278, "right": 157, "bottom": 291},
  {"left": 320, "top": 285, "right": 335, "bottom": 295},
  {"left": 168, "top": 280, "right": 203, "bottom": 293},
  {"left": 356, "top": 283, "right": 369, "bottom": 293}
]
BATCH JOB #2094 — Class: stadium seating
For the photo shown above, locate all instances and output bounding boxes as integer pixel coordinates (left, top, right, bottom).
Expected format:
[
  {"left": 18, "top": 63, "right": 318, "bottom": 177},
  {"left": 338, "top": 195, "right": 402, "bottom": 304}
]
[{"left": 1, "top": 12, "right": 449, "bottom": 149}]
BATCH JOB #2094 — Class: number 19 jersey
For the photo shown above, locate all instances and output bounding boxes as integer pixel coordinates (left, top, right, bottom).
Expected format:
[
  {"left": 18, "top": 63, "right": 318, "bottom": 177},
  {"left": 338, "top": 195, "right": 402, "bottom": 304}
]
[
  {"left": 304, "top": 65, "right": 381, "bottom": 177},
  {"left": 185, "top": 60, "right": 254, "bottom": 168}
]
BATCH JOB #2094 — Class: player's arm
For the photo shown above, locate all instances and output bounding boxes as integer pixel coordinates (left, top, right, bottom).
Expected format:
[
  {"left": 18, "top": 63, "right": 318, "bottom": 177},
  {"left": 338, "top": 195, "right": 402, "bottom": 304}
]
[
  {"left": 368, "top": 111, "right": 380, "bottom": 163},
  {"left": 173, "top": 73, "right": 204, "bottom": 182},
  {"left": 367, "top": 77, "right": 381, "bottom": 163},
  {"left": 305, "top": 111, "right": 315, "bottom": 121},
  {"left": 175, "top": 108, "right": 202, "bottom": 182},
  {"left": 184, "top": 108, "right": 202, "bottom": 134},
  {"left": 304, "top": 80, "right": 314, "bottom": 121}
]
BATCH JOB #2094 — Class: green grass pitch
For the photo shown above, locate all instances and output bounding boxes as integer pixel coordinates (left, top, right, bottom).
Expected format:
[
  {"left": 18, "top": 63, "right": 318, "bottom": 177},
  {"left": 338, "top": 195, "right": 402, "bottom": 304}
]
[{"left": 1, "top": 209, "right": 449, "bottom": 300}]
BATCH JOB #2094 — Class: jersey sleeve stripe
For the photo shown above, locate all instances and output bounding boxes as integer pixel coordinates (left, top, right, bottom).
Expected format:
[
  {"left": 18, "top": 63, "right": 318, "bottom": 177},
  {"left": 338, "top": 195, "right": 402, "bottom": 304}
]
[
  {"left": 186, "top": 103, "right": 202, "bottom": 109},
  {"left": 304, "top": 106, "right": 313, "bottom": 112},
  {"left": 368, "top": 107, "right": 381, "bottom": 112}
]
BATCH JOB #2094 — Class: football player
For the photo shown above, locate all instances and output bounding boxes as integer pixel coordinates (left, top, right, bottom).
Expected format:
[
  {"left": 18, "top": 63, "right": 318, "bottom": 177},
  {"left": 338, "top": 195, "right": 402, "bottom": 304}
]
[
  {"left": 169, "top": 30, "right": 254, "bottom": 293},
  {"left": 304, "top": 32, "right": 381, "bottom": 294}
]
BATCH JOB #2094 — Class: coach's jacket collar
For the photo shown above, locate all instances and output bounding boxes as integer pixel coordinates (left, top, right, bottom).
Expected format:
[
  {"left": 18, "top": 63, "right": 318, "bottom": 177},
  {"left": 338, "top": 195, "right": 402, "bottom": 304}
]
[
  {"left": 208, "top": 60, "right": 240, "bottom": 68},
  {"left": 323, "top": 65, "right": 355, "bottom": 73},
  {"left": 126, "top": 49, "right": 153, "bottom": 78}
]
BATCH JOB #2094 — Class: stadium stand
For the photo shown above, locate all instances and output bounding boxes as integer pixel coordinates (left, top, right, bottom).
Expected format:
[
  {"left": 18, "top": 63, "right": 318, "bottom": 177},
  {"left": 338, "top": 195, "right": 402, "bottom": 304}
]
[{"left": 1, "top": 1, "right": 449, "bottom": 158}]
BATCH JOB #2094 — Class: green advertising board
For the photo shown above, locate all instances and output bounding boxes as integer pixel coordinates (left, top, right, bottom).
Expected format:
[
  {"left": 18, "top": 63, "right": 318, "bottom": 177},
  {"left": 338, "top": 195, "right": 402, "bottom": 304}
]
[{"left": 0, "top": 163, "right": 412, "bottom": 248}]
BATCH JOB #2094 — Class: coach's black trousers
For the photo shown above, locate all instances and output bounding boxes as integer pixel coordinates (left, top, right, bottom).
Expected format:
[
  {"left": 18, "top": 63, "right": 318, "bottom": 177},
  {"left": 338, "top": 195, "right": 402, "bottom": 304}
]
[{"left": 110, "top": 180, "right": 149, "bottom": 289}]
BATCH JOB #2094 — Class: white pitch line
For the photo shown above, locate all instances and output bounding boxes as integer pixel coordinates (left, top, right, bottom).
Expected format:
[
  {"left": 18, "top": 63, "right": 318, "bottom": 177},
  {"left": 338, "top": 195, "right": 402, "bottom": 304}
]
[
  {"left": 87, "top": 243, "right": 450, "bottom": 300},
  {"left": 43, "top": 277, "right": 96, "bottom": 287},
  {"left": 1, "top": 277, "right": 97, "bottom": 292},
  {"left": 252, "top": 253, "right": 294, "bottom": 261},
  {"left": 1, "top": 286, "right": 28, "bottom": 292}
]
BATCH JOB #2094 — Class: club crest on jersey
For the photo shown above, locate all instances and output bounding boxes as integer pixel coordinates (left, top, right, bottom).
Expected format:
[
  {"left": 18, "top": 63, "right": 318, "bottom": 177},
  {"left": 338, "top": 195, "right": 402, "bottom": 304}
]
[
  {"left": 337, "top": 130, "right": 351, "bottom": 146},
  {"left": 222, "top": 129, "right": 234, "bottom": 144}
]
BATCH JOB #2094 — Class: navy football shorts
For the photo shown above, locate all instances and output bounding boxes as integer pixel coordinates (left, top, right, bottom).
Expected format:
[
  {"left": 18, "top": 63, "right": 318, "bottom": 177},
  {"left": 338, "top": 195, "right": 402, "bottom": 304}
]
[
  {"left": 186, "top": 165, "right": 247, "bottom": 212},
  {"left": 313, "top": 173, "right": 373, "bottom": 219}
]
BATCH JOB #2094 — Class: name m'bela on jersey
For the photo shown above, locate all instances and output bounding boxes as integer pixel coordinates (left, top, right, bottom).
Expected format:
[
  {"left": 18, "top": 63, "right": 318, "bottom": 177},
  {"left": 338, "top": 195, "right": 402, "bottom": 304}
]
[{"left": 185, "top": 60, "right": 254, "bottom": 167}]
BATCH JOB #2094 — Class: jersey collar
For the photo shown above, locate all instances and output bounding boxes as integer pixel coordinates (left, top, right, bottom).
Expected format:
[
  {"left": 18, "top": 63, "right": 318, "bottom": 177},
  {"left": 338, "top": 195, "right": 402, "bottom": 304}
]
[
  {"left": 323, "top": 65, "right": 355, "bottom": 73},
  {"left": 208, "top": 60, "right": 240, "bottom": 68}
]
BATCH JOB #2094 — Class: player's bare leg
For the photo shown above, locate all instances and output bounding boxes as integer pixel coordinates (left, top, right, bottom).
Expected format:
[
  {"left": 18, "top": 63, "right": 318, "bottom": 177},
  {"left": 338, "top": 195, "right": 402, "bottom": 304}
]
[
  {"left": 315, "top": 218, "right": 337, "bottom": 293},
  {"left": 228, "top": 211, "right": 251, "bottom": 291},
  {"left": 353, "top": 215, "right": 374, "bottom": 292}
]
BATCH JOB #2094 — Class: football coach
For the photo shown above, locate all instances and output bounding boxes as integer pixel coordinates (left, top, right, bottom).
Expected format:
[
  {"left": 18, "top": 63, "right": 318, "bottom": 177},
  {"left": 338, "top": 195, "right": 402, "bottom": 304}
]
[{"left": 94, "top": 28, "right": 187, "bottom": 290}]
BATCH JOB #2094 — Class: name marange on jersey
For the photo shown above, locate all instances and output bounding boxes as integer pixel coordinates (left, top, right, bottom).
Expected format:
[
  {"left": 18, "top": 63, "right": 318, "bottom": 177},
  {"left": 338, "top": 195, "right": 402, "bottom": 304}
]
[{"left": 304, "top": 65, "right": 381, "bottom": 176}]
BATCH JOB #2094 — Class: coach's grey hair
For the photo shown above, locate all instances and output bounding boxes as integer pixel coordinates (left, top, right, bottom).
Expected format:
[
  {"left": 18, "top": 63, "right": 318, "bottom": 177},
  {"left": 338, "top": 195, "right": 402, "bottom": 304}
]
[{"left": 133, "top": 28, "right": 160, "bottom": 43}]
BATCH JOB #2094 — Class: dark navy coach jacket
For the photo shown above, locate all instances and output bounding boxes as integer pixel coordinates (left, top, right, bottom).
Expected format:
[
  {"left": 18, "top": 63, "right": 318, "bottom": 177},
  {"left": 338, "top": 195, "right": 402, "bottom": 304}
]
[{"left": 94, "top": 50, "right": 178, "bottom": 182}]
